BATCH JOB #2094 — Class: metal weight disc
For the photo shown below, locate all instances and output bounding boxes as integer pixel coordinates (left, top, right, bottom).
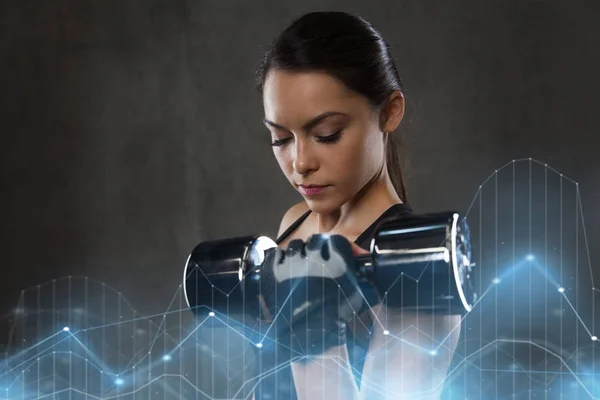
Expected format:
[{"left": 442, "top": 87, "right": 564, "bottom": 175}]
[
  {"left": 183, "top": 235, "right": 278, "bottom": 325},
  {"left": 370, "top": 211, "right": 476, "bottom": 314}
]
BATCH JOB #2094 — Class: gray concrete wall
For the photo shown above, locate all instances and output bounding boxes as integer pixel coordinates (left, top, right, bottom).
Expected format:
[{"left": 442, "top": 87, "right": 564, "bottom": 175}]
[{"left": 1, "top": 1, "right": 599, "bottom": 398}]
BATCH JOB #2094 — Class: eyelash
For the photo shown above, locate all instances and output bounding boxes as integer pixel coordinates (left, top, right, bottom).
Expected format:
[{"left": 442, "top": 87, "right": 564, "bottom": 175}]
[{"left": 270, "top": 130, "right": 343, "bottom": 147}]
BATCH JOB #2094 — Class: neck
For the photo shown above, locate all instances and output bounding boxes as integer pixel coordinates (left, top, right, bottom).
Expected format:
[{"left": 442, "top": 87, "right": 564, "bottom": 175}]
[{"left": 314, "top": 163, "right": 402, "bottom": 235}]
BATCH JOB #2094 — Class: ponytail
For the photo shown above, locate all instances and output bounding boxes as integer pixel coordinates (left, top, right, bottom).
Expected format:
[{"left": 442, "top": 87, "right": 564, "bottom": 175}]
[{"left": 385, "top": 132, "right": 409, "bottom": 204}]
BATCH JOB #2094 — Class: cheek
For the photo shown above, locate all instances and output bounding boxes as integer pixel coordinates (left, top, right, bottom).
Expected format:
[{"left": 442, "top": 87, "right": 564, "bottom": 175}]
[
  {"left": 334, "top": 130, "right": 383, "bottom": 182},
  {"left": 363, "top": 130, "right": 384, "bottom": 161},
  {"left": 324, "top": 137, "right": 366, "bottom": 178},
  {"left": 273, "top": 150, "right": 294, "bottom": 175}
]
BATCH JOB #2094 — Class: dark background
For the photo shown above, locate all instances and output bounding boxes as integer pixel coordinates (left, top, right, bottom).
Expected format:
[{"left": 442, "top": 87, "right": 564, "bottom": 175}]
[{"left": 1, "top": 1, "right": 599, "bottom": 399}]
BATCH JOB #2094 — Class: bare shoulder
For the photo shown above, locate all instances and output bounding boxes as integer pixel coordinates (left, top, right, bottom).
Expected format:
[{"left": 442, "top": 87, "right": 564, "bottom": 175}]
[{"left": 277, "top": 201, "right": 310, "bottom": 237}]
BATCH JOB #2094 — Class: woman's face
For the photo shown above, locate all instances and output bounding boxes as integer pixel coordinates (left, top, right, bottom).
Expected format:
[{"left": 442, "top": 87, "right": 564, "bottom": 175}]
[{"left": 262, "top": 70, "right": 387, "bottom": 214}]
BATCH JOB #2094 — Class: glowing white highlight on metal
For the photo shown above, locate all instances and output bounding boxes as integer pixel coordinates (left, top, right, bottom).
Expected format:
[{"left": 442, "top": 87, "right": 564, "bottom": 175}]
[
  {"left": 451, "top": 213, "right": 472, "bottom": 312},
  {"left": 182, "top": 252, "right": 193, "bottom": 309},
  {"left": 377, "top": 224, "right": 447, "bottom": 237}
]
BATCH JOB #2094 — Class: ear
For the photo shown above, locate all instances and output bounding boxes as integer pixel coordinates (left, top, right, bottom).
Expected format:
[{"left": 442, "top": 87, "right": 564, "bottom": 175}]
[{"left": 379, "top": 90, "right": 405, "bottom": 133}]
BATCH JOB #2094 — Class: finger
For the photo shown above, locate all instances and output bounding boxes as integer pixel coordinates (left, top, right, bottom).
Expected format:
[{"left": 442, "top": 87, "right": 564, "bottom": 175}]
[{"left": 286, "top": 238, "right": 306, "bottom": 258}]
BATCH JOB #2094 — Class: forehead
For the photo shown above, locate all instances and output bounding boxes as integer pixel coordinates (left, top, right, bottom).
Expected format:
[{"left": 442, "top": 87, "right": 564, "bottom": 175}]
[{"left": 263, "top": 70, "right": 365, "bottom": 124}]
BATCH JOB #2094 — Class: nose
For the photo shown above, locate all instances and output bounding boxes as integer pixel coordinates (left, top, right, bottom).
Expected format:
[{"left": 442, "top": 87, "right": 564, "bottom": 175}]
[{"left": 292, "top": 137, "right": 318, "bottom": 175}]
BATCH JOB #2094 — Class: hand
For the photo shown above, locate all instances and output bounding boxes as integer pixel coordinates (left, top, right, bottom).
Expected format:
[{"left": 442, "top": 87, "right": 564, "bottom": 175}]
[{"left": 259, "top": 234, "right": 365, "bottom": 359}]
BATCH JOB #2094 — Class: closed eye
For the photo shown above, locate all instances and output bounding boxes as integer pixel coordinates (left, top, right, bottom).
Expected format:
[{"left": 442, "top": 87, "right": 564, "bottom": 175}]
[
  {"left": 270, "top": 130, "right": 343, "bottom": 147},
  {"left": 316, "top": 130, "right": 342, "bottom": 144},
  {"left": 270, "top": 137, "right": 291, "bottom": 147}
]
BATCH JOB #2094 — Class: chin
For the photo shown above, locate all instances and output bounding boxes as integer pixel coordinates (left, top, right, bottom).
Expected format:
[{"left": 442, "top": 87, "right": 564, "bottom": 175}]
[{"left": 303, "top": 195, "right": 344, "bottom": 214}]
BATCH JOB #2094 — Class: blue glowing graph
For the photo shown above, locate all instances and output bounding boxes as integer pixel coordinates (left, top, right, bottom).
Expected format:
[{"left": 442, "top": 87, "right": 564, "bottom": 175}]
[{"left": 0, "top": 158, "right": 598, "bottom": 399}]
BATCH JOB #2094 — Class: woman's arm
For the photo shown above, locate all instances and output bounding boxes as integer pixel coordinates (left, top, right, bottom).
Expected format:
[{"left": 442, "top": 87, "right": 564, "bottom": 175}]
[
  {"left": 277, "top": 206, "right": 361, "bottom": 399},
  {"left": 359, "top": 305, "right": 461, "bottom": 400},
  {"left": 290, "top": 345, "right": 360, "bottom": 399}
]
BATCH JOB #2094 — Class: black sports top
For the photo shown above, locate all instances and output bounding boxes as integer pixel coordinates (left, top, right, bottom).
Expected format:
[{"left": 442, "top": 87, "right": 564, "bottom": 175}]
[
  {"left": 255, "top": 203, "right": 414, "bottom": 400},
  {"left": 275, "top": 202, "right": 413, "bottom": 249}
]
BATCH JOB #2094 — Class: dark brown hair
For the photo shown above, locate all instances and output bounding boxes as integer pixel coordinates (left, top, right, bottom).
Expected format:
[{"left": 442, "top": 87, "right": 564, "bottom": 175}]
[{"left": 254, "top": 11, "right": 409, "bottom": 204}]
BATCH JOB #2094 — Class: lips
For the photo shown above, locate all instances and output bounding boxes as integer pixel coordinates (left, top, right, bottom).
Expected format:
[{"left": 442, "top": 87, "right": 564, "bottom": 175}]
[{"left": 298, "top": 184, "right": 329, "bottom": 197}]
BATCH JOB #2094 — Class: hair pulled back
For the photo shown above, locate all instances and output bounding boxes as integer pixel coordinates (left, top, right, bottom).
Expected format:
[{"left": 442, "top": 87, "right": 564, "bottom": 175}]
[{"left": 255, "top": 11, "right": 409, "bottom": 203}]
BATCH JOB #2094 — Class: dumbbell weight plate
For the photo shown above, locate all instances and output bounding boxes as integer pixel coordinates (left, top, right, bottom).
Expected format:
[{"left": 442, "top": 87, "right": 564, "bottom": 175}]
[
  {"left": 367, "top": 211, "right": 476, "bottom": 314},
  {"left": 183, "top": 235, "right": 278, "bottom": 326}
]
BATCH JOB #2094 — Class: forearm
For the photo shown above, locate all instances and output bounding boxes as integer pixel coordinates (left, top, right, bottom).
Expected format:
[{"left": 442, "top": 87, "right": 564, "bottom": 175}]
[
  {"left": 359, "top": 307, "right": 461, "bottom": 400},
  {"left": 291, "top": 344, "right": 360, "bottom": 400}
]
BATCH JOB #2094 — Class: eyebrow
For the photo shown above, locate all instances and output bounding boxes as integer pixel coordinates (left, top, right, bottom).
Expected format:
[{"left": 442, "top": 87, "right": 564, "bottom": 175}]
[{"left": 263, "top": 111, "right": 350, "bottom": 132}]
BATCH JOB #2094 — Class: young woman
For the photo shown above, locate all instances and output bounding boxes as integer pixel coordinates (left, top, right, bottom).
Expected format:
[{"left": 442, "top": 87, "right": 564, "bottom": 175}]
[{"left": 252, "top": 11, "right": 461, "bottom": 400}]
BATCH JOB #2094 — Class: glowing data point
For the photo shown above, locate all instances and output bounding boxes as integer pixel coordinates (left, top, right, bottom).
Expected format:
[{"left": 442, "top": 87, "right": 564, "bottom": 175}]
[
  {"left": 256, "top": 343, "right": 263, "bottom": 348},
  {"left": 525, "top": 254, "right": 535, "bottom": 261},
  {"left": 383, "top": 330, "right": 390, "bottom": 335},
  {"left": 429, "top": 350, "right": 437, "bottom": 356},
  {"left": 162, "top": 354, "right": 171, "bottom": 362},
  {"left": 558, "top": 287, "right": 565, "bottom": 293},
  {"left": 63, "top": 327, "right": 70, "bottom": 332},
  {"left": 115, "top": 378, "right": 124, "bottom": 386},
  {"left": 592, "top": 336, "right": 598, "bottom": 341},
  {"left": 208, "top": 312, "right": 215, "bottom": 317},
  {"left": 492, "top": 277, "right": 501, "bottom": 285}
]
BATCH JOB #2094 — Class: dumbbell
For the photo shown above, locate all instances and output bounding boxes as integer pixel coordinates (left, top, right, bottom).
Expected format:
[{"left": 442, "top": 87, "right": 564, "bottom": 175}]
[{"left": 183, "top": 211, "right": 477, "bottom": 327}]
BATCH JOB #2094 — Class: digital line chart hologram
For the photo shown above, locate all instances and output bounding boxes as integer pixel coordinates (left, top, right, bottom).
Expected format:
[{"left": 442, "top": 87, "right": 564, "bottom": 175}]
[{"left": 1, "top": 158, "right": 598, "bottom": 400}]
